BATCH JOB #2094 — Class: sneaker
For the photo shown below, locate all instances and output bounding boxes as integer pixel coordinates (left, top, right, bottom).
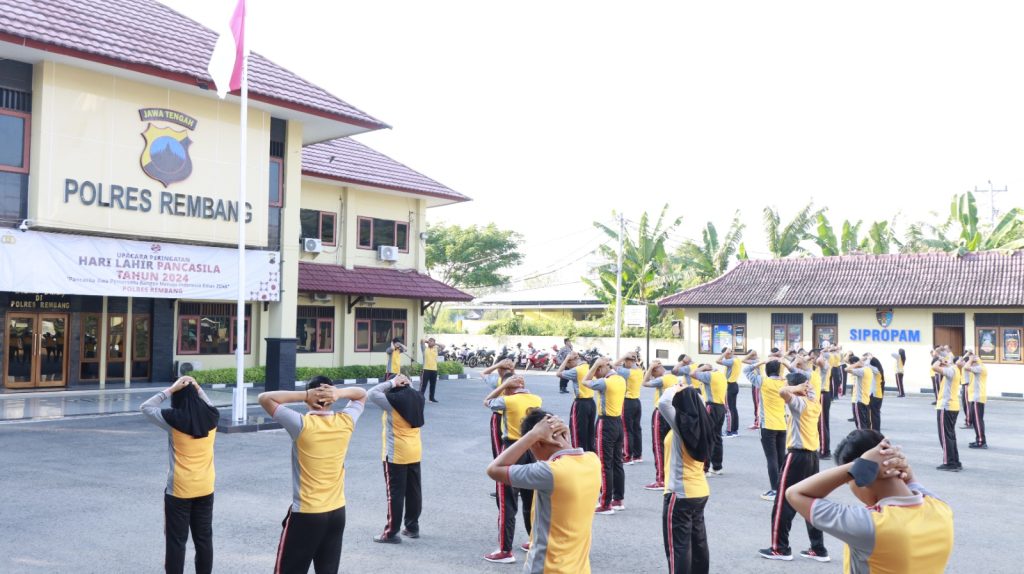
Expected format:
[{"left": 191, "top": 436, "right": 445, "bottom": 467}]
[
  {"left": 758, "top": 548, "right": 793, "bottom": 561},
  {"left": 429, "top": 399, "right": 439, "bottom": 403},
  {"left": 708, "top": 468, "right": 724, "bottom": 476},
  {"left": 800, "top": 549, "right": 831, "bottom": 562},
  {"left": 483, "top": 550, "right": 516, "bottom": 564},
  {"left": 643, "top": 481, "right": 664, "bottom": 491},
  {"left": 959, "top": 424, "right": 972, "bottom": 429},
  {"left": 631, "top": 458, "right": 643, "bottom": 464},
  {"left": 847, "top": 417, "right": 855, "bottom": 422},
  {"left": 760, "top": 490, "right": 777, "bottom": 501},
  {"left": 724, "top": 432, "right": 739, "bottom": 439},
  {"left": 818, "top": 451, "right": 832, "bottom": 460},
  {"left": 968, "top": 443, "right": 988, "bottom": 449},
  {"left": 936, "top": 463, "right": 962, "bottom": 472},
  {"left": 489, "top": 492, "right": 497, "bottom": 499},
  {"left": 930, "top": 401, "right": 937, "bottom": 405},
  {"left": 519, "top": 542, "right": 530, "bottom": 552},
  {"left": 401, "top": 529, "right": 420, "bottom": 539},
  {"left": 611, "top": 500, "right": 625, "bottom": 511},
  {"left": 594, "top": 505, "right": 616, "bottom": 515},
  {"left": 373, "top": 534, "right": 402, "bottom": 544}
]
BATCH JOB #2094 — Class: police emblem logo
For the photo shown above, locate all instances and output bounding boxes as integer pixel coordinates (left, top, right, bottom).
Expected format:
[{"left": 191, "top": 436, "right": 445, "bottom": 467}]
[
  {"left": 875, "top": 307, "right": 894, "bottom": 328},
  {"left": 138, "top": 108, "right": 198, "bottom": 187}
]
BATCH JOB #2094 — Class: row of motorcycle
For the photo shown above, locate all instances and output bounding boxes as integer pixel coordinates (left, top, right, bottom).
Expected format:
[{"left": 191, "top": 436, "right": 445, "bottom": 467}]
[{"left": 443, "top": 343, "right": 612, "bottom": 370}]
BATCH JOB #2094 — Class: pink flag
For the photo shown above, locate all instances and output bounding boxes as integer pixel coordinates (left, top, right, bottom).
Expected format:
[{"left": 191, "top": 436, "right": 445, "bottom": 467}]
[{"left": 207, "top": 0, "right": 246, "bottom": 98}]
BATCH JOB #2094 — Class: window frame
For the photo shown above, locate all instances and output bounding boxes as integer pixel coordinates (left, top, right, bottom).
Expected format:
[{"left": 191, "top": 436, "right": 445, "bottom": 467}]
[
  {"left": 355, "top": 319, "right": 371, "bottom": 351},
  {"left": 316, "top": 318, "right": 335, "bottom": 353},
  {"left": 268, "top": 156, "right": 283, "bottom": 207},
  {"left": 320, "top": 211, "right": 337, "bottom": 246},
  {"left": 0, "top": 109, "right": 30, "bottom": 175},
  {"left": 698, "top": 322, "right": 746, "bottom": 354},
  {"left": 230, "top": 317, "right": 252, "bottom": 355},
  {"left": 357, "top": 217, "right": 373, "bottom": 249},
  {"left": 772, "top": 322, "right": 803, "bottom": 352},
  {"left": 356, "top": 216, "right": 410, "bottom": 252},
  {"left": 177, "top": 315, "right": 200, "bottom": 355},
  {"left": 396, "top": 221, "right": 409, "bottom": 252},
  {"left": 975, "top": 325, "right": 1023, "bottom": 364}
]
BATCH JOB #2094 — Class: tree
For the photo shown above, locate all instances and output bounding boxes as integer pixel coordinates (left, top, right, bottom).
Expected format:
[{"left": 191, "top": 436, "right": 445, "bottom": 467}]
[
  {"left": 763, "top": 202, "right": 822, "bottom": 258},
  {"left": 812, "top": 214, "right": 896, "bottom": 256},
  {"left": 425, "top": 223, "right": 523, "bottom": 322},
  {"left": 675, "top": 211, "right": 745, "bottom": 283},
  {"left": 905, "top": 192, "right": 1024, "bottom": 254},
  {"left": 583, "top": 205, "right": 683, "bottom": 325}
]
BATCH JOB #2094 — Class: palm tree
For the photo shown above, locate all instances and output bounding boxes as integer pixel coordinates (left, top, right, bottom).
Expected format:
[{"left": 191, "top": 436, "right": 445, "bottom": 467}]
[
  {"left": 813, "top": 214, "right": 897, "bottom": 256},
  {"left": 675, "top": 212, "right": 745, "bottom": 283},
  {"left": 763, "top": 202, "right": 822, "bottom": 258},
  {"left": 905, "top": 192, "right": 1024, "bottom": 254}
]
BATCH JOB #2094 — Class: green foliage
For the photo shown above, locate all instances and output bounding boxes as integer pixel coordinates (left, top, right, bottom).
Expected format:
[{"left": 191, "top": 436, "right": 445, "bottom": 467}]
[
  {"left": 812, "top": 214, "right": 896, "bottom": 256},
  {"left": 904, "top": 191, "right": 1024, "bottom": 254},
  {"left": 763, "top": 202, "right": 822, "bottom": 258},
  {"left": 426, "top": 310, "right": 466, "bottom": 334},
  {"left": 425, "top": 223, "right": 523, "bottom": 289},
  {"left": 191, "top": 362, "right": 463, "bottom": 384},
  {"left": 675, "top": 211, "right": 745, "bottom": 283}
]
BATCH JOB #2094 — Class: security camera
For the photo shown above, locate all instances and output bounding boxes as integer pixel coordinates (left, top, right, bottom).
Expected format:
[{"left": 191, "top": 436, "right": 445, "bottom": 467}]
[{"left": 18, "top": 219, "right": 30, "bottom": 232}]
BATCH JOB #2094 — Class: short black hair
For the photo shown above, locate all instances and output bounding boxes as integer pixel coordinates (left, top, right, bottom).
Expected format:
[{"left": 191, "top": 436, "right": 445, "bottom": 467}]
[
  {"left": 765, "top": 360, "right": 781, "bottom": 377},
  {"left": 770, "top": 347, "right": 780, "bottom": 354},
  {"left": 308, "top": 374, "right": 333, "bottom": 388},
  {"left": 392, "top": 337, "right": 403, "bottom": 344},
  {"left": 848, "top": 355, "right": 860, "bottom": 364},
  {"left": 520, "top": 407, "right": 552, "bottom": 437},
  {"left": 786, "top": 372, "right": 807, "bottom": 386},
  {"left": 834, "top": 429, "right": 885, "bottom": 465},
  {"left": 564, "top": 338, "right": 571, "bottom": 344},
  {"left": 678, "top": 354, "right": 688, "bottom": 362}
]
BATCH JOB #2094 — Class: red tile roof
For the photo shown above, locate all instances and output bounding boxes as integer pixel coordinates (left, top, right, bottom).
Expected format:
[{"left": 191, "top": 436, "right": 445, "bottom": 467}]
[
  {"left": 659, "top": 251, "right": 1024, "bottom": 308},
  {"left": 299, "top": 263, "right": 473, "bottom": 301},
  {"left": 302, "top": 138, "right": 471, "bottom": 204},
  {"left": 0, "top": 0, "right": 387, "bottom": 129}
]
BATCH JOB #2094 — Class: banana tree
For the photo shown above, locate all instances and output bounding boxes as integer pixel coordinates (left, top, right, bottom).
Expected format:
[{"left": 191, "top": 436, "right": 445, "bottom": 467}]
[
  {"left": 675, "top": 211, "right": 745, "bottom": 283},
  {"left": 763, "top": 202, "right": 821, "bottom": 258}
]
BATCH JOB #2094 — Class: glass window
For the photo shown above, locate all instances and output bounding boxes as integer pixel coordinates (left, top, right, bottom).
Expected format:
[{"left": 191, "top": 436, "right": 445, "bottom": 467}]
[
  {"left": 977, "top": 327, "right": 998, "bottom": 361},
  {"left": 358, "top": 217, "right": 410, "bottom": 250},
  {"left": 0, "top": 112, "right": 29, "bottom": 172},
  {"left": 320, "top": 212, "right": 336, "bottom": 245},
  {"left": 108, "top": 316, "right": 125, "bottom": 360},
  {"left": 177, "top": 304, "right": 250, "bottom": 355},
  {"left": 358, "top": 217, "right": 373, "bottom": 248},
  {"left": 230, "top": 317, "right": 251, "bottom": 354},
  {"left": 373, "top": 218, "right": 394, "bottom": 250},
  {"left": 396, "top": 222, "right": 409, "bottom": 252},
  {"left": 317, "top": 319, "right": 334, "bottom": 353},
  {"left": 296, "top": 307, "right": 334, "bottom": 353},
  {"left": 268, "top": 157, "right": 283, "bottom": 207},
  {"left": 1003, "top": 328, "right": 1021, "bottom": 363},
  {"left": 699, "top": 322, "right": 746, "bottom": 354},
  {"left": 354, "top": 308, "right": 408, "bottom": 352},
  {"left": 300, "top": 209, "right": 320, "bottom": 240},
  {"left": 178, "top": 316, "right": 199, "bottom": 354},
  {"left": 133, "top": 317, "right": 151, "bottom": 361},
  {"left": 80, "top": 314, "right": 101, "bottom": 380},
  {"left": 772, "top": 322, "right": 803, "bottom": 352},
  {"left": 355, "top": 320, "right": 371, "bottom": 351}
]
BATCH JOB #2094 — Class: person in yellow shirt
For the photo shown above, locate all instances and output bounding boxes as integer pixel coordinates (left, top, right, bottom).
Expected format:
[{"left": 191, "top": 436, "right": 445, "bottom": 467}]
[
  {"left": 891, "top": 348, "right": 907, "bottom": 397},
  {"left": 385, "top": 338, "right": 406, "bottom": 381},
  {"left": 418, "top": 337, "right": 446, "bottom": 403},
  {"left": 258, "top": 375, "right": 367, "bottom": 574},
  {"left": 487, "top": 409, "right": 601, "bottom": 574},
  {"left": 483, "top": 374, "right": 543, "bottom": 563},
  {"left": 141, "top": 376, "right": 219, "bottom": 574},
  {"left": 716, "top": 348, "right": 748, "bottom": 435},
  {"left": 614, "top": 352, "right": 645, "bottom": 464},
  {"left": 931, "top": 358, "right": 963, "bottom": 471},
  {"left": 787, "top": 431, "right": 954, "bottom": 574},
  {"left": 759, "top": 372, "right": 829, "bottom": 562},
  {"left": 643, "top": 360, "right": 677, "bottom": 490},
  {"left": 867, "top": 355, "right": 885, "bottom": 432},
  {"left": 481, "top": 359, "right": 517, "bottom": 459},
  {"left": 556, "top": 352, "right": 595, "bottom": 452},
  {"left": 368, "top": 375, "right": 425, "bottom": 544},
  {"left": 657, "top": 383, "right": 713, "bottom": 574},
  {"left": 745, "top": 360, "right": 787, "bottom": 502},
  {"left": 845, "top": 355, "right": 873, "bottom": 431},
  {"left": 584, "top": 357, "right": 627, "bottom": 514},
  {"left": 964, "top": 354, "right": 989, "bottom": 449},
  {"left": 692, "top": 364, "right": 727, "bottom": 475}
]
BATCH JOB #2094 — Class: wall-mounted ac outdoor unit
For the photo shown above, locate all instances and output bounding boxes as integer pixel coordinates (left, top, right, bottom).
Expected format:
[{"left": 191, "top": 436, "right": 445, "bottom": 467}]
[
  {"left": 178, "top": 360, "right": 202, "bottom": 377},
  {"left": 313, "top": 293, "right": 332, "bottom": 303},
  {"left": 378, "top": 245, "right": 399, "bottom": 261},
  {"left": 302, "top": 238, "right": 323, "bottom": 253}
]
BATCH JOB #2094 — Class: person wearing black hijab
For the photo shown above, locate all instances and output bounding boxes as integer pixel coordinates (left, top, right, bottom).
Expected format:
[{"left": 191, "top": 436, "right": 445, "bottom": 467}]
[
  {"left": 868, "top": 355, "right": 886, "bottom": 432},
  {"left": 657, "top": 383, "right": 713, "bottom": 574},
  {"left": 368, "top": 374, "right": 426, "bottom": 543},
  {"left": 141, "top": 376, "right": 220, "bottom": 574}
]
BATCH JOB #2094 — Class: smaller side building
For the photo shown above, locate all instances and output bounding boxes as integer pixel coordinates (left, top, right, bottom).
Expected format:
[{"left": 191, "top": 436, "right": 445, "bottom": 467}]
[{"left": 658, "top": 251, "right": 1024, "bottom": 398}]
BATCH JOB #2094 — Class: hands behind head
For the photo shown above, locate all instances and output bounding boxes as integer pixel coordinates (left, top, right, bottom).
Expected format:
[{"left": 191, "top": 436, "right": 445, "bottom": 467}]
[
  {"left": 306, "top": 384, "right": 336, "bottom": 410},
  {"left": 393, "top": 375, "right": 411, "bottom": 388},
  {"left": 500, "top": 359, "right": 515, "bottom": 370},
  {"left": 860, "top": 439, "right": 912, "bottom": 483},
  {"left": 528, "top": 414, "right": 569, "bottom": 444},
  {"left": 504, "top": 375, "right": 526, "bottom": 390},
  {"left": 169, "top": 376, "right": 197, "bottom": 393}
]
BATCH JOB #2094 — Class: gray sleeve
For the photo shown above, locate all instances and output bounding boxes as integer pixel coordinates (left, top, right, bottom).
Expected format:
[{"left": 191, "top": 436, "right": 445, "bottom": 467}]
[
  {"left": 488, "top": 396, "right": 507, "bottom": 413},
  {"left": 891, "top": 352, "right": 899, "bottom": 360},
  {"left": 647, "top": 376, "right": 664, "bottom": 389},
  {"left": 967, "top": 365, "right": 982, "bottom": 374},
  {"left": 140, "top": 391, "right": 171, "bottom": 431},
  {"left": 273, "top": 406, "right": 305, "bottom": 440},
  {"left": 507, "top": 461, "right": 555, "bottom": 491},
  {"left": 745, "top": 365, "right": 762, "bottom": 387},
  {"left": 586, "top": 377, "right": 606, "bottom": 391},
  {"left": 942, "top": 367, "right": 955, "bottom": 379},
  {"left": 562, "top": 367, "right": 578, "bottom": 381},
  {"left": 851, "top": 368, "right": 864, "bottom": 377},
  {"left": 485, "top": 373, "right": 500, "bottom": 387},
  {"left": 615, "top": 367, "right": 630, "bottom": 378},
  {"left": 693, "top": 371, "right": 711, "bottom": 384},
  {"left": 368, "top": 382, "right": 394, "bottom": 411},
  {"left": 657, "top": 387, "right": 677, "bottom": 432},
  {"left": 908, "top": 482, "right": 941, "bottom": 501},
  {"left": 787, "top": 394, "right": 807, "bottom": 414},
  {"left": 340, "top": 400, "right": 365, "bottom": 423},
  {"left": 721, "top": 357, "right": 735, "bottom": 367},
  {"left": 809, "top": 498, "right": 876, "bottom": 553}
]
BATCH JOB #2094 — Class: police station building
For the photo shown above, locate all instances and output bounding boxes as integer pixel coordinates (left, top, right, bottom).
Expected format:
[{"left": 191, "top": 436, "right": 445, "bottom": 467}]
[
  {"left": 659, "top": 251, "right": 1024, "bottom": 398},
  {"left": 0, "top": 0, "right": 471, "bottom": 391}
]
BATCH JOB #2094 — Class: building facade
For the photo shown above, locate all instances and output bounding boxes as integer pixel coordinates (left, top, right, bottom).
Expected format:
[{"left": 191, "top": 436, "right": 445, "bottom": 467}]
[
  {"left": 0, "top": 0, "right": 470, "bottom": 390},
  {"left": 659, "top": 252, "right": 1024, "bottom": 398}
]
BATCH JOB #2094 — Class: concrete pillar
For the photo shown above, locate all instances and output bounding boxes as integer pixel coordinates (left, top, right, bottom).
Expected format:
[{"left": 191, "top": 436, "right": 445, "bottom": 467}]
[
  {"left": 98, "top": 296, "right": 107, "bottom": 388},
  {"left": 124, "top": 297, "right": 132, "bottom": 387}
]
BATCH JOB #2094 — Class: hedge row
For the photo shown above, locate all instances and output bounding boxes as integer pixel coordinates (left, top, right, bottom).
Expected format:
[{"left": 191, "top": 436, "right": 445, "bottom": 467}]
[{"left": 189, "top": 361, "right": 464, "bottom": 385}]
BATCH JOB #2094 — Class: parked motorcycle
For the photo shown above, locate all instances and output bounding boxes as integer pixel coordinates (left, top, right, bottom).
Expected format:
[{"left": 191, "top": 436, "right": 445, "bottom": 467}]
[
  {"left": 524, "top": 347, "right": 551, "bottom": 370},
  {"left": 455, "top": 344, "right": 474, "bottom": 365},
  {"left": 580, "top": 346, "right": 603, "bottom": 366},
  {"left": 469, "top": 346, "right": 495, "bottom": 368}
]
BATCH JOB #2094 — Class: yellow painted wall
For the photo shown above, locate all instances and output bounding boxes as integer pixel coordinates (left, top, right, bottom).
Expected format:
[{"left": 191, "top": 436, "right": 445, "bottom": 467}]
[
  {"left": 521, "top": 309, "right": 572, "bottom": 322},
  {"left": 30, "top": 61, "right": 270, "bottom": 246},
  {"left": 344, "top": 187, "right": 426, "bottom": 271}
]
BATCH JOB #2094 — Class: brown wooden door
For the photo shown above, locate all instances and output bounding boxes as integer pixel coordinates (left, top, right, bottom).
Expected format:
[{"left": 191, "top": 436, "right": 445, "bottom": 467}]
[
  {"left": 4, "top": 313, "right": 68, "bottom": 389},
  {"left": 934, "top": 326, "right": 964, "bottom": 356}
]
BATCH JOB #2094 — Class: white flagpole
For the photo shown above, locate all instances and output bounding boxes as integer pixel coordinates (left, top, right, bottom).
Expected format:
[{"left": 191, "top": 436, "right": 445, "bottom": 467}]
[{"left": 233, "top": 45, "right": 249, "bottom": 424}]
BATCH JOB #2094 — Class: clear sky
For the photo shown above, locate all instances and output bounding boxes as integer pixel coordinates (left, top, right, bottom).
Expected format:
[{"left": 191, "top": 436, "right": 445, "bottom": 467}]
[{"left": 163, "top": 0, "right": 1024, "bottom": 286}]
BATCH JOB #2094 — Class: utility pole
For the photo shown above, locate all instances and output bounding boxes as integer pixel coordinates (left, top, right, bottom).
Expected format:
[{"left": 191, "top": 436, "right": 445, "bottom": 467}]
[
  {"left": 975, "top": 180, "right": 1008, "bottom": 225},
  {"left": 614, "top": 214, "right": 625, "bottom": 358}
]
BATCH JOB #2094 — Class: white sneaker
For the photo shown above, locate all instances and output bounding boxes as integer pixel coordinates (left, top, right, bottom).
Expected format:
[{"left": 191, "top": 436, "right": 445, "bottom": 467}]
[{"left": 708, "top": 468, "right": 723, "bottom": 476}]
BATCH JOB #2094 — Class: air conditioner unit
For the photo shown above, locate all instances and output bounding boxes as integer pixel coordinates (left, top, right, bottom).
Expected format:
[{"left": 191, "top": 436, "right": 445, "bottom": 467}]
[
  {"left": 302, "top": 237, "right": 323, "bottom": 253},
  {"left": 178, "top": 360, "right": 202, "bottom": 377},
  {"left": 378, "top": 245, "right": 399, "bottom": 261},
  {"left": 312, "top": 293, "right": 332, "bottom": 302},
  {"left": 363, "top": 296, "right": 376, "bottom": 303}
]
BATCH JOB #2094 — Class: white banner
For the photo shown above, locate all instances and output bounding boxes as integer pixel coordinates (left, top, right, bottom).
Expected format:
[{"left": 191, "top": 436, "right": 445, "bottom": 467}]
[
  {"left": 0, "top": 230, "right": 280, "bottom": 301},
  {"left": 624, "top": 304, "right": 647, "bottom": 327}
]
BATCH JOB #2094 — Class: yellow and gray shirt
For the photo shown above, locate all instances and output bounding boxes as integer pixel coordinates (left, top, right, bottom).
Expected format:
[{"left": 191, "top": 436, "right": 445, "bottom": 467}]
[
  {"left": 489, "top": 390, "right": 543, "bottom": 441},
  {"left": 936, "top": 367, "right": 962, "bottom": 411},
  {"left": 563, "top": 365, "right": 594, "bottom": 400},
  {"left": 809, "top": 483, "right": 953, "bottom": 574},
  {"left": 273, "top": 401, "right": 364, "bottom": 513},
  {"left": 784, "top": 391, "right": 821, "bottom": 451},
  {"left": 508, "top": 448, "right": 602, "bottom": 574},
  {"left": 964, "top": 363, "right": 987, "bottom": 403},
  {"left": 848, "top": 367, "right": 873, "bottom": 406},
  {"left": 421, "top": 342, "right": 439, "bottom": 371},
  {"left": 671, "top": 363, "right": 695, "bottom": 388},
  {"left": 385, "top": 344, "right": 402, "bottom": 375},
  {"left": 368, "top": 381, "right": 422, "bottom": 464},
  {"left": 720, "top": 357, "right": 744, "bottom": 383},
  {"left": 615, "top": 366, "right": 644, "bottom": 399},
  {"left": 693, "top": 370, "right": 727, "bottom": 405},
  {"left": 647, "top": 373, "right": 678, "bottom": 410},
  {"left": 141, "top": 389, "right": 217, "bottom": 499},
  {"left": 657, "top": 386, "right": 710, "bottom": 499},
  {"left": 745, "top": 365, "right": 787, "bottom": 431},
  {"left": 891, "top": 351, "right": 905, "bottom": 375},
  {"left": 587, "top": 374, "right": 626, "bottom": 417}
]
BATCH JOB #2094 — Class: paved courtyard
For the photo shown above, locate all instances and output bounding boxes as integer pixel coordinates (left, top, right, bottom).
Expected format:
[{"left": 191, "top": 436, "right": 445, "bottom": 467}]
[{"left": 1, "top": 373, "right": 1021, "bottom": 573}]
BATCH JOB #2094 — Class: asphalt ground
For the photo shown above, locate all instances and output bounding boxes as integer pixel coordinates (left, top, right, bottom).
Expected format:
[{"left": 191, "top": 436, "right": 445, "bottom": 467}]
[{"left": 1, "top": 372, "right": 1021, "bottom": 573}]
